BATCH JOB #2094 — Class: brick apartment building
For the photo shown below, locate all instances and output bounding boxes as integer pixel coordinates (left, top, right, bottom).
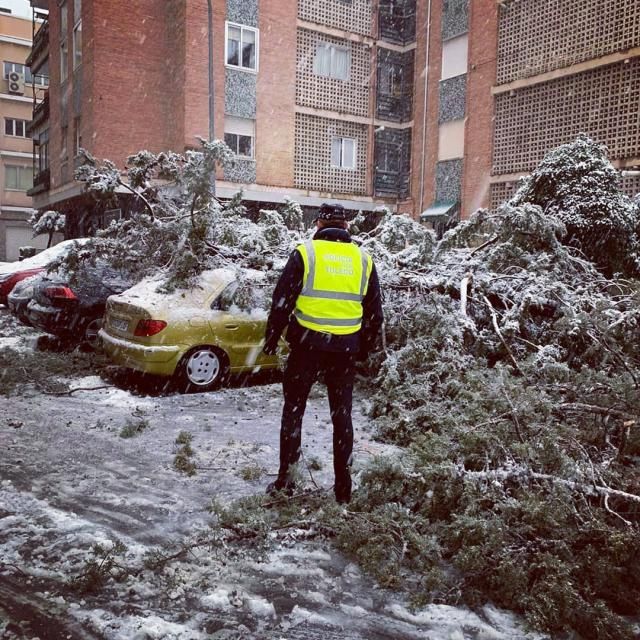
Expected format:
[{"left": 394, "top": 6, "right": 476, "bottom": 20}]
[
  {"left": 415, "top": 0, "right": 640, "bottom": 224},
  {"left": 24, "top": 0, "right": 640, "bottom": 235},
  {"left": 26, "top": 0, "right": 421, "bottom": 234},
  {"left": 0, "top": 7, "right": 47, "bottom": 261}
]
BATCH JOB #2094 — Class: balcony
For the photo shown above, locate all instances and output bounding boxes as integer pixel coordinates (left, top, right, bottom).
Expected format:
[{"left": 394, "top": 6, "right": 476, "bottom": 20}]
[
  {"left": 27, "top": 92, "right": 49, "bottom": 137},
  {"left": 28, "top": 168, "right": 50, "bottom": 196},
  {"left": 378, "top": 0, "right": 416, "bottom": 46},
  {"left": 26, "top": 19, "right": 49, "bottom": 73},
  {"left": 374, "top": 129, "right": 411, "bottom": 199}
]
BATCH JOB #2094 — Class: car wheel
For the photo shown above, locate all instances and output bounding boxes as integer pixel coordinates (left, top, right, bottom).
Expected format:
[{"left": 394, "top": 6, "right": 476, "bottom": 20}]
[
  {"left": 82, "top": 317, "right": 104, "bottom": 351},
  {"left": 176, "top": 346, "right": 229, "bottom": 393}
]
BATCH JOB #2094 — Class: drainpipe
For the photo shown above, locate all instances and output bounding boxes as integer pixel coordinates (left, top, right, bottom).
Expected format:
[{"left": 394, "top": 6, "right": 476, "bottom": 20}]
[
  {"left": 207, "top": 0, "right": 216, "bottom": 197},
  {"left": 419, "top": 0, "right": 433, "bottom": 213}
]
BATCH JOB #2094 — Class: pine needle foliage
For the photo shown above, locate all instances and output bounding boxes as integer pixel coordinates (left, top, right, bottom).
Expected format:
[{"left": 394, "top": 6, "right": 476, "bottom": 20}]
[
  {"left": 348, "top": 138, "right": 640, "bottom": 638},
  {"left": 511, "top": 134, "right": 640, "bottom": 277},
  {"left": 70, "top": 139, "right": 306, "bottom": 294},
  {"left": 210, "top": 138, "right": 638, "bottom": 639}
]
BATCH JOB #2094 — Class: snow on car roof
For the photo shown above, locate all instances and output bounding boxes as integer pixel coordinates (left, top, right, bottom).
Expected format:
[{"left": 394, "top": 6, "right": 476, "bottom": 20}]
[
  {"left": 0, "top": 239, "right": 90, "bottom": 275},
  {"left": 110, "top": 268, "right": 265, "bottom": 310}
]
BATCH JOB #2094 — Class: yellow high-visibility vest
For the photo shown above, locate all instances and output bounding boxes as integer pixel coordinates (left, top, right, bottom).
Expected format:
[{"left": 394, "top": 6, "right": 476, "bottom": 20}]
[{"left": 294, "top": 239, "right": 373, "bottom": 335}]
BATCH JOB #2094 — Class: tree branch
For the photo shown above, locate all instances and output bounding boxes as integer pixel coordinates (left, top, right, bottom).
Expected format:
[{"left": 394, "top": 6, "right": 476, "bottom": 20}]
[
  {"left": 470, "top": 235, "right": 499, "bottom": 256},
  {"left": 481, "top": 295, "right": 526, "bottom": 377},
  {"left": 460, "top": 467, "right": 640, "bottom": 505},
  {"left": 43, "top": 385, "right": 114, "bottom": 397},
  {"left": 556, "top": 403, "right": 637, "bottom": 422},
  {"left": 501, "top": 384, "right": 525, "bottom": 443},
  {"left": 118, "top": 179, "right": 155, "bottom": 220},
  {"left": 460, "top": 274, "right": 472, "bottom": 316}
]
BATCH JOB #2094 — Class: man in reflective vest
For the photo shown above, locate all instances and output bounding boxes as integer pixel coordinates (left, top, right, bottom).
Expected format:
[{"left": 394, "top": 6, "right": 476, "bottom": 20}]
[{"left": 263, "top": 203, "right": 384, "bottom": 504}]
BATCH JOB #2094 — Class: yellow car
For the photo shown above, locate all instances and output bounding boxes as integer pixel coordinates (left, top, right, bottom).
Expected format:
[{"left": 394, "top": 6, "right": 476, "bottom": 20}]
[{"left": 99, "top": 268, "right": 284, "bottom": 391}]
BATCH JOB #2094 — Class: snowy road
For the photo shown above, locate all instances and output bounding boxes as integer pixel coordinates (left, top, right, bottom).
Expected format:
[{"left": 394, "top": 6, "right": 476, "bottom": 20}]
[{"left": 0, "top": 311, "right": 544, "bottom": 640}]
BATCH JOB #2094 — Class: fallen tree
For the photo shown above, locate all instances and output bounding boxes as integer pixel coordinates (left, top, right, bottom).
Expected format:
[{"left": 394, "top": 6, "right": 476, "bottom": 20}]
[
  {"left": 344, "top": 137, "right": 640, "bottom": 639},
  {"left": 212, "top": 139, "right": 640, "bottom": 639},
  {"left": 64, "top": 136, "right": 640, "bottom": 639}
]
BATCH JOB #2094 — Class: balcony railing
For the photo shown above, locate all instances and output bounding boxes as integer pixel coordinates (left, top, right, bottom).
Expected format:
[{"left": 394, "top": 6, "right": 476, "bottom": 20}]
[
  {"left": 26, "top": 19, "right": 50, "bottom": 70},
  {"left": 28, "top": 168, "right": 51, "bottom": 196},
  {"left": 27, "top": 92, "right": 49, "bottom": 137}
]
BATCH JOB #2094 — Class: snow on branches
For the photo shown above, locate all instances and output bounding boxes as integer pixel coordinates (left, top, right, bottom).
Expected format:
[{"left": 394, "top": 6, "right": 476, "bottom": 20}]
[
  {"left": 511, "top": 134, "right": 640, "bottom": 277},
  {"left": 59, "top": 135, "right": 640, "bottom": 637},
  {"left": 30, "top": 209, "right": 66, "bottom": 247},
  {"left": 70, "top": 139, "right": 304, "bottom": 295}
]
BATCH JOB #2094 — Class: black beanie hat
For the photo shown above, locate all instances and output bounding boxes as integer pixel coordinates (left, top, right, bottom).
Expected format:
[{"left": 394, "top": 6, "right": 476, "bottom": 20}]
[{"left": 316, "top": 203, "right": 347, "bottom": 222}]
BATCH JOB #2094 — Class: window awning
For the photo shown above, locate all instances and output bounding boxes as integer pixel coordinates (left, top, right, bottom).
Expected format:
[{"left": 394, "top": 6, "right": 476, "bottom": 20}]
[{"left": 419, "top": 201, "right": 458, "bottom": 221}]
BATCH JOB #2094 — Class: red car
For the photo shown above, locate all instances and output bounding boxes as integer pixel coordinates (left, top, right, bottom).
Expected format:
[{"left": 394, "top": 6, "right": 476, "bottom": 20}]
[{"left": 0, "top": 240, "right": 87, "bottom": 305}]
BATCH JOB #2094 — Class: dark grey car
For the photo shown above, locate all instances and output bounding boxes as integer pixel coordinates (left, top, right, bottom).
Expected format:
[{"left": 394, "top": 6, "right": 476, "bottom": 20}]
[{"left": 26, "top": 264, "right": 135, "bottom": 348}]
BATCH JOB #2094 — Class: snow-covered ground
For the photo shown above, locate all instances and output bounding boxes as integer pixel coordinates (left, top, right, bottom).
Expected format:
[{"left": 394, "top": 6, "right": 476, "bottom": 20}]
[{"left": 0, "top": 309, "right": 548, "bottom": 640}]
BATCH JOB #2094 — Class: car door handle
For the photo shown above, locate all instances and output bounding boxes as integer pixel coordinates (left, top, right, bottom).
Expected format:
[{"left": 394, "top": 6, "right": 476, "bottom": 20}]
[{"left": 225, "top": 324, "right": 239, "bottom": 330}]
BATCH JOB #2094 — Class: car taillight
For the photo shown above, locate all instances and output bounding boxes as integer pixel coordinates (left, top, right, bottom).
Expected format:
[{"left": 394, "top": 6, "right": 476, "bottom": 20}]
[
  {"left": 44, "top": 285, "right": 77, "bottom": 300},
  {"left": 0, "top": 275, "right": 14, "bottom": 295},
  {"left": 134, "top": 319, "right": 167, "bottom": 336}
]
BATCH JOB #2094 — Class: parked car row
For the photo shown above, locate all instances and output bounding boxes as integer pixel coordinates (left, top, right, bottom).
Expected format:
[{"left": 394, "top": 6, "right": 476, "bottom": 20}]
[{"left": 2, "top": 244, "right": 284, "bottom": 392}]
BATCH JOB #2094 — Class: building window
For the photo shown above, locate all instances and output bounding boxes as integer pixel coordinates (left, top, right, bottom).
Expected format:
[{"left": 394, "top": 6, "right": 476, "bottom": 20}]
[
  {"left": 438, "top": 119, "right": 465, "bottom": 161},
  {"left": 61, "top": 124, "right": 68, "bottom": 159},
  {"left": 314, "top": 43, "right": 350, "bottom": 81},
  {"left": 4, "top": 118, "right": 29, "bottom": 138},
  {"left": 60, "top": 39, "right": 69, "bottom": 82},
  {"left": 4, "top": 165, "right": 33, "bottom": 191},
  {"left": 73, "top": 0, "right": 82, "bottom": 69},
  {"left": 38, "top": 129, "right": 50, "bottom": 173},
  {"left": 224, "top": 116, "right": 255, "bottom": 158},
  {"left": 377, "top": 141, "right": 401, "bottom": 174},
  {"left": 441, "top": 35, "right": 468, "bottom": 80},
  {"left": 3, "top": 61, "right": 49, "bottom": 86},
  {"left": 60, "top": 0, "right": 69, "bottom": 82},
  {"left": 379, "top": 63, "right": 403, "bottom": 96},
  {"left": 60, "top": 1, "right": 68, "bottom": 36},
  {"left": 74, "top": 117, "right": 82, "bottom": 155},
  {"left": 331, "top": 137, "right": 357, "bottom": 169},
  {"left": 225, "top": 133, "right": 253, "bottom": 158},
  {"left": 73, "top": 21, "right": 82, "bottom": 68},
  {"left": 379, "top": 0, "right": 417, "bottom": 46},
  {"left": 225, "top": 23, "right": 258, "bottom": 71}
]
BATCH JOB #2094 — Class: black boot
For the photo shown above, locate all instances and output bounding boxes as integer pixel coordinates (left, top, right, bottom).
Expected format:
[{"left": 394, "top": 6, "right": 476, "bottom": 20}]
[
  {"left": 266, "top": 478, "right": 297, "bottom": 497},
  {"left": 334, "top": 475, "right": 352, "bottom": 504}
]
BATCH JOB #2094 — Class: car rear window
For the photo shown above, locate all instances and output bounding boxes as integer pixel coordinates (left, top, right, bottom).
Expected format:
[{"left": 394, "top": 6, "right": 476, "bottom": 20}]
[{"left": 215, "top": 279, "right": 273, "bottom": 315}]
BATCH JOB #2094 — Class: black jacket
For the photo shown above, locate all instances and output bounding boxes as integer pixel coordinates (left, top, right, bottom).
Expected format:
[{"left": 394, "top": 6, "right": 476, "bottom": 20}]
[{"left": 264, "top": 227, "right": 384, "bottom": 355}]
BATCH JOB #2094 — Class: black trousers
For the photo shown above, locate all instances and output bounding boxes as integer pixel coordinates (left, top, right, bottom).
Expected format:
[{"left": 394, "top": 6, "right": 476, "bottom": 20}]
[{"left": 278, "top": 347, "right": 356, "bottom": 500}]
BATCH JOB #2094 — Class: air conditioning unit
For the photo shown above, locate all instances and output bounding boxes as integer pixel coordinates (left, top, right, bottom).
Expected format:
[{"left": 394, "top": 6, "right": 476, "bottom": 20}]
[{"left": 8, "top": 71, "right": 25, "bottom": 95}]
